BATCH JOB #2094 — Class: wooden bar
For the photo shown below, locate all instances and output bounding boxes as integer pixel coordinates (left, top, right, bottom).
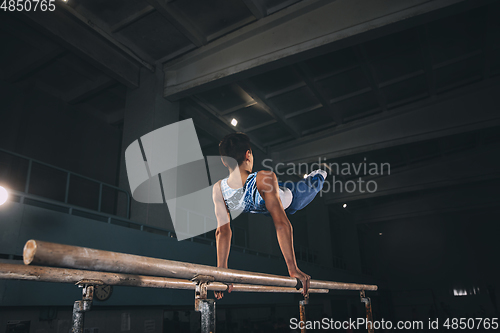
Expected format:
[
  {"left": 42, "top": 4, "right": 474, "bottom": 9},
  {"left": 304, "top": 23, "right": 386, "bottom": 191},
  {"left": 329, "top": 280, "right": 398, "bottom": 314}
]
[
  {"left": 0, "top": 263, "right": 329, "bottom": 293},
  {"left": 23, "top": 240, "right": 378, "bottom": 291}
]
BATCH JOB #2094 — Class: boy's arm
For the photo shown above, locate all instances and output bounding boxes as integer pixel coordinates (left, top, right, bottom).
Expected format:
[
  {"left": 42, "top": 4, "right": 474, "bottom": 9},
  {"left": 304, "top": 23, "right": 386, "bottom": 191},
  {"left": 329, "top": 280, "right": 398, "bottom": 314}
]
[
  {"left": 256, "top": 171, "right": 311, "bottom": 295},
  {"left": 213, "top": 181, "right": 231, "bottom": 268},
  {"left": 212, "top": 181, "right": 233, "bottom": 299}
]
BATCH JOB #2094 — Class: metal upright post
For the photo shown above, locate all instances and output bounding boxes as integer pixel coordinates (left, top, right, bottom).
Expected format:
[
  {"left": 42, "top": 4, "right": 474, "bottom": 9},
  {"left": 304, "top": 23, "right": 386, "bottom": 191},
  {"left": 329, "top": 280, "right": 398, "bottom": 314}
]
[
  {"left": 193, "top": 275, "right": 216, "bottom": 333},
  {"left": 299, "top": 294, "right": 309, "bottom": 333},
  {"left": 360, "top": 290, "right": 374, "bottom": 333},
  {"left": 98, "top": 183, "right": 103, "bottom": 212},
  {"left": 65, "top": 173, "right": 71, "bottom": 204},
  {"left": 25, "top": 160, "right": 32, "bottom": 194},
  {"left": 71, "top": 280, "right": 102, "bottom": 333}
]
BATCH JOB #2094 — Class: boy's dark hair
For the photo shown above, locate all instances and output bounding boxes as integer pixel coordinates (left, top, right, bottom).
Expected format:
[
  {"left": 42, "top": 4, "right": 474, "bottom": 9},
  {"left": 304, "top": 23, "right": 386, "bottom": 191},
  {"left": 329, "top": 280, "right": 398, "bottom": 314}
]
[{"left": 219, "top": 133, "right": 252, "bottom": 169}]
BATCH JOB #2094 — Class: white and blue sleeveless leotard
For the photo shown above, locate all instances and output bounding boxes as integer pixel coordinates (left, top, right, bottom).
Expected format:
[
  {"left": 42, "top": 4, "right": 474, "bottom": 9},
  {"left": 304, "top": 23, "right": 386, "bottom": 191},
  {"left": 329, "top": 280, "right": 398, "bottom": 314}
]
[
  {"left": 220, "top": 172, "right": 295, "bottom": 216},
  {"left": 220, "top": 172, "right": 267, "bottom": 214}
]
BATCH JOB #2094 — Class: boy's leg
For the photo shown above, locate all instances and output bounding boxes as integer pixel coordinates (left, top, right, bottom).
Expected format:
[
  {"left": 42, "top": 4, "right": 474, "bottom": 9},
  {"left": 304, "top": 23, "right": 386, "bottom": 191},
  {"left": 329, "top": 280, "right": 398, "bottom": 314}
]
[{"left": 282, "top": 170, "right": 326, "bottom": 214}]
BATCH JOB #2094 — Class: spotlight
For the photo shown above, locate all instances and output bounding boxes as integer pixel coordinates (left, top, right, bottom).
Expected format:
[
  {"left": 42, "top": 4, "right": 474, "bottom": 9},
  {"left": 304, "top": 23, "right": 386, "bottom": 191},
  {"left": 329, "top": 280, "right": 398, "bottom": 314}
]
[
  {"left": 303, "top": 174, "right": 307, "bottom": 179},
  {"left": 342, "top": 203, "right": 347, "bottom": 208},
  {"left": 379, "top": 233, "right": 382, "bottom": 236},
  {"left": 0, "top": 186, "right": 8, "bottom": 206},
  {"left": 231, "top": 118, "right": 238, "bottom": 126}
]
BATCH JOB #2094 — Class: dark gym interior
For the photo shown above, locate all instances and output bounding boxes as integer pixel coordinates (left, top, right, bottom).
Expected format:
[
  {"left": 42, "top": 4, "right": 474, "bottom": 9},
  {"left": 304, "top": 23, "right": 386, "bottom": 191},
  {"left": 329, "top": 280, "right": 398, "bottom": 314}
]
[{"left": 1, "top": 0, "right": 499, "bottom": 332}]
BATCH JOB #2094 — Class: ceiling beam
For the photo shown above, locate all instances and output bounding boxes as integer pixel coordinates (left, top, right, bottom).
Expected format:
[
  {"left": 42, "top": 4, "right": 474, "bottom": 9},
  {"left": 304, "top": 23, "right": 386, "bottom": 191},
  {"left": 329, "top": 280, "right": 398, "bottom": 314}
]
[
  {"left": 378, "top": 70, "right": 425, "bottom": 88},
  {"left": 417, "top": 25, "right": 437, "bottom": 98},
  {"left": 244, "top": 120, "right": 278, "bottom": 132},
  {"left": 267, "top": 0, "right": 302, "bottom": 14},
  {"left": 144, "top": 0, "right": 206, "bottom": 47},
  {"left": 219, "top": 101, "right": 257, "bottom": 115},
  {"left": 324, "top": 142, "right": 500, "bottom": 204},
  {"left": 293, "top": 63, "right": 343, "bottom": 124},
  {"left": 111, "top": 5, "right": 156, "bottom": 33},
  {"left": 270, "top": 77, "right": 500, "bottom": 164},
  {"left": 66, "top": 76, "right": 117, "bottom": 105},
  {"left": 315, "top": 64, "right": 360, "bottom": 82},
  {"left": 301, "top": 121, "right": 337, "bottom": 135},
  {"left": 182, "top": 100, "right": 232, "bottom": 144},
  {"left": 32, "top": 80, "right": 125, "bottom": 124},
  {"left": 1, "top": 47, "right": 65, "bottom": 82},
  {"left": 190, "top": 96, "right": 267, "bottom": 153},
  {"left": 58, "top": 3, "right": 155, "bottom": 70},
  {"left": 237, "top": 81, "right": 301, "bottom": 138},
  {"left": 284, "top": 104, "right": 322, "bottom": 119},
  {"left": 433, "top": 49, "right": 482, "bottom": 70},
  {"left": 242, "top": 0, "right": 267, "bottom": 19},
  {"left": 78, "top": 104, "right": 125, "bottom": 125},
  {"left": 330, "top": 87, "right": 372, "bottom": 104},
  {"left": 16, "top": 10, "right": 141, "bottom": 88},
  {"left": 481, "top": 6, "right": 493, "bottom": 79},
  {"left": 353, "top": 45, "right": 387, "bottom": 111},
  {"left": 207, "top": 16, "right": 257, "bottom": 42},
  {"left": 0, "top": 13, "right": 56, "bottom": 50},
  {"left": 162, "top": 0, "right": 494, "bottom": 100},
  {"left": 264, "top": 82, "right": 306, "bottom": 99},
  {"left": 0, "top": 14, "right": 67, "bottom": 81}
]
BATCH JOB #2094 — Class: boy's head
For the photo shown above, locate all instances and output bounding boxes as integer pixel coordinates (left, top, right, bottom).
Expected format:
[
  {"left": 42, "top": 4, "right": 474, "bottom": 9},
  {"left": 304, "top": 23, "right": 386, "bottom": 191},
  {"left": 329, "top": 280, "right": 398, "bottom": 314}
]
[{"left": 219, "top": 133, "right": 252, "bottom": 170}]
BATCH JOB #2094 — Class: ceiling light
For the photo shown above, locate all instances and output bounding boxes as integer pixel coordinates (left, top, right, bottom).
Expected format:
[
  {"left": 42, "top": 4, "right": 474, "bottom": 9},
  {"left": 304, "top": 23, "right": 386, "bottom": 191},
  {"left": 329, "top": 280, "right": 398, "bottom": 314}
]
[
  {"left": 379, "top": 233, "right": 382, "bottom": 236},
  {"left": 0, "top": 186, "right": 8, "bottom": 206},
  {"left": 231, "top": 118, "right": 238, "bottom": 126},
  {"left": 342, "top": 203, "right": 347, "bottom": 208}
]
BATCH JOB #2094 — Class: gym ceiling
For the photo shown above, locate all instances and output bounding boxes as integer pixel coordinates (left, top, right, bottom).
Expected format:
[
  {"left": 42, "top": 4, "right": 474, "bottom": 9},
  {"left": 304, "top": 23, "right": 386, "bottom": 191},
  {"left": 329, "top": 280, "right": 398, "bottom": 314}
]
[{"left": 1, "top": 0, "right": 499, "bottom": 224}]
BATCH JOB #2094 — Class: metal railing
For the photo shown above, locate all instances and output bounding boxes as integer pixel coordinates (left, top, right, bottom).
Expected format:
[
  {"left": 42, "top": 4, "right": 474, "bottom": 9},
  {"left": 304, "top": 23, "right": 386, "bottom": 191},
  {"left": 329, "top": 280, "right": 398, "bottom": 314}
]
[
  {"left": 0, "top": 147, "right": 130, "bottom": 218},
  {"left": 5, "top": 189, "right": 267, "bottom": 258}
]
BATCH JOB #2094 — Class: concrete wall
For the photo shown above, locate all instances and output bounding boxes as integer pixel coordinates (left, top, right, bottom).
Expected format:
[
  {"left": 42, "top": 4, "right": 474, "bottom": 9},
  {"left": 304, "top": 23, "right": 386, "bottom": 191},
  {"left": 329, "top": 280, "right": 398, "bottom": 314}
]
[{"left": 117, "top": 68, "right": 180, "bottom": 231}]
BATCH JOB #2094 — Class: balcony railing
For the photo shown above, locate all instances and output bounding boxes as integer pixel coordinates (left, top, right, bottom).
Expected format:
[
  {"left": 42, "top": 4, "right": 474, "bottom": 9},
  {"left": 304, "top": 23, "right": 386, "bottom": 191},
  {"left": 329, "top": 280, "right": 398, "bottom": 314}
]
[{"left": 0, "top": 147, "right": 130, "bottom": 218}]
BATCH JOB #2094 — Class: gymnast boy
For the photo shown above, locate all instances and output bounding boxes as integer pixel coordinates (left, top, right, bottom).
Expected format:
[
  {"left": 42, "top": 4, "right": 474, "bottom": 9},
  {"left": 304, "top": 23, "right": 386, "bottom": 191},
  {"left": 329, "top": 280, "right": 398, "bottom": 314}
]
[{"left": 212, "top": 133, "right": 327, "bottom": 299}]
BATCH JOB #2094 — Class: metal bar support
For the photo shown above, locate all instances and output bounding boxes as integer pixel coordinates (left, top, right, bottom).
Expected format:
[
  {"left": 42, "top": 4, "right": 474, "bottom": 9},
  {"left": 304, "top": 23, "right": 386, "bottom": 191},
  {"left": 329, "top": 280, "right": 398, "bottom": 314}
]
[
  {"left": 360, "top": 290, "right": 374, "bottom": 333},
  {"left": 193, "top": 275, "right": 216, "bottom": 333},
  {"left": 299, "top": 294, "right": 309, "bottom": 333},
  {"left": 71, "top": 279, "right": 102, "bottom": 333}
]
